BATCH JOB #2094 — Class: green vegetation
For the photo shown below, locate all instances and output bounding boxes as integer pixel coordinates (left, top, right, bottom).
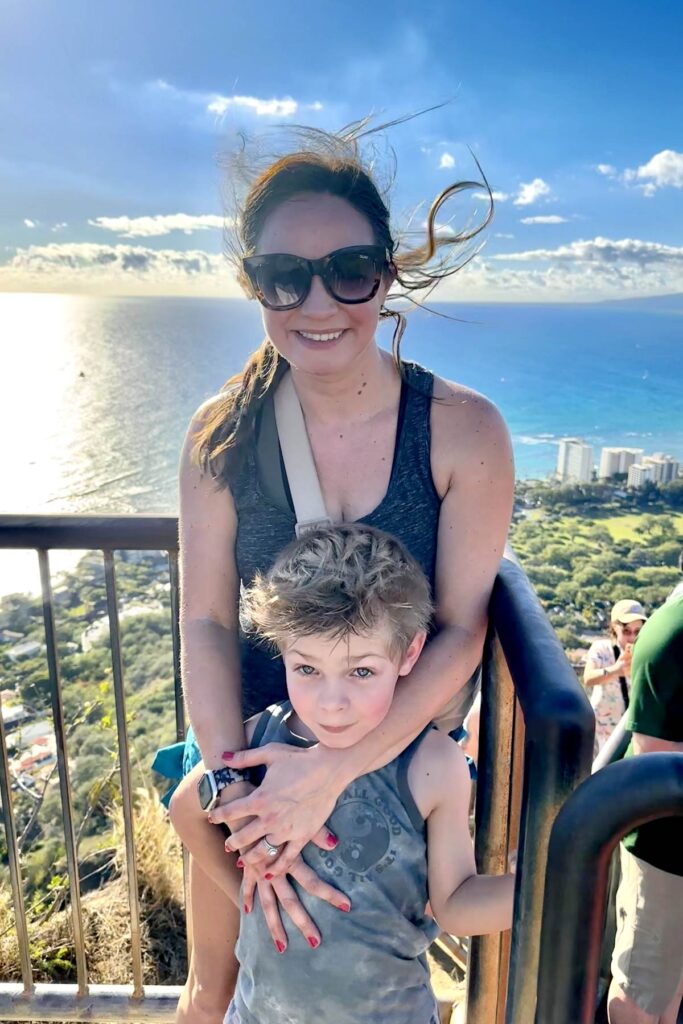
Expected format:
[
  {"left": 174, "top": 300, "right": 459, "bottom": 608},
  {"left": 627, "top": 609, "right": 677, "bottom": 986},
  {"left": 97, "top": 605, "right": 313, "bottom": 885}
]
[{"left": 511, "top": 481, "right": 683, "bottom": 653}]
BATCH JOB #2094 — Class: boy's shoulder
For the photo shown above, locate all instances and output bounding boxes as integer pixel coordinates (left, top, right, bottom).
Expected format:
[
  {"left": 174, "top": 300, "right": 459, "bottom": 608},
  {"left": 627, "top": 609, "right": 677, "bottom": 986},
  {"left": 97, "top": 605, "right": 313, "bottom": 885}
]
[{"left": 408, "top": 727, "right": 472, "bottom": 820}]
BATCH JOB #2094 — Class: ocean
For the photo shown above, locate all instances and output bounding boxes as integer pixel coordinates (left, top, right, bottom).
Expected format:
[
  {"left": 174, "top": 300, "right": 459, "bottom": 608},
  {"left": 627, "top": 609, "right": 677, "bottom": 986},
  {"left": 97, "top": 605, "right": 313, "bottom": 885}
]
[{"left": 1, "top": 291, "right": 682, "bottom": 592}]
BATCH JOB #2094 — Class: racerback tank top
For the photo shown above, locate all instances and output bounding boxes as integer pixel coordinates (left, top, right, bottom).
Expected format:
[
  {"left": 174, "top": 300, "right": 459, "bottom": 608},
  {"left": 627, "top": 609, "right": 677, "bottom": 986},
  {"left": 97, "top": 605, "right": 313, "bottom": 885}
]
[{"left": 231, "top": 361, "right": 441, "bottom": 718}]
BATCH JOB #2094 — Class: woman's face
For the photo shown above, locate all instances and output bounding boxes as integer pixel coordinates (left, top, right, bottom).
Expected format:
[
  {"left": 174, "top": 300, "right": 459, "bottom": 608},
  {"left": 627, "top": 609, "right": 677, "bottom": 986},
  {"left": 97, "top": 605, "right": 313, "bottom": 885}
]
[
  {"left": 613, "top": 620, "right": 644, "bottom": 649},
  {"left": 253, "top": 193, "right": 392, "bottom": 377}
]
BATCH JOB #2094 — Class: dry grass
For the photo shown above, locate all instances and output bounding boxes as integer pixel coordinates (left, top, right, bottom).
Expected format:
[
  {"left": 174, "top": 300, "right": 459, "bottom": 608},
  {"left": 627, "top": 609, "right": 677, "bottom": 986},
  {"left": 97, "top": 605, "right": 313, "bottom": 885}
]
[{"left": 0, "top": 788, "right": 187, "bottom": 986}]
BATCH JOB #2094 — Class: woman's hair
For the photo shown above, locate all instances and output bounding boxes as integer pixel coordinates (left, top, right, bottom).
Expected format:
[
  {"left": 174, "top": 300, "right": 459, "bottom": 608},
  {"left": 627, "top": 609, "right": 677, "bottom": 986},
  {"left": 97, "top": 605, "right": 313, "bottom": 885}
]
[
  {"left": 194, "top": 115, "right": 493, "bottom": 485},
  {"left": 242, "top": 523, "right": 433, "bottom": 660}
]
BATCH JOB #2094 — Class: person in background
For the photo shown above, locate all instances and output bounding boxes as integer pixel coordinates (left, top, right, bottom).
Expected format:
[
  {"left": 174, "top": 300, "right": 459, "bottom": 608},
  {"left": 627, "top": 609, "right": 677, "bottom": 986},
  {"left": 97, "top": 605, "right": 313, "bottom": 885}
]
[
  {"left": 607, "top": 593, "right": 683, "bottom": 1024},
  {"left": 583, "top": 599, "right": 647, "bottom": 751}
]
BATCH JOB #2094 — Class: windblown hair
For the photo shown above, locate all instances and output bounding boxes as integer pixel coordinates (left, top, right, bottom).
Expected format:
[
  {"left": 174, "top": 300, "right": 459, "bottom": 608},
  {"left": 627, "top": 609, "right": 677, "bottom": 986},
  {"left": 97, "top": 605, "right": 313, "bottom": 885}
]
[
  {"left": 194, "top": 113, "right": 493, "bottom": 486},
  {"left": 242, "top": 524, "right": 433, "bottom": 660}
]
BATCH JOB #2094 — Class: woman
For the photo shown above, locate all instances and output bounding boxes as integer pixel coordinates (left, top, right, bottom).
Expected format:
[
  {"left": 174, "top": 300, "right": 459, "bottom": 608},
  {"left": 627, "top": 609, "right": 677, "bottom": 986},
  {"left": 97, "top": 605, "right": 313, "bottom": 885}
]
[
  {"left": 167, "top": 121, "right": 514, "bottom": 1024},
  {"left": 583, "top": 598, "right": 647, "bottom": 751}
]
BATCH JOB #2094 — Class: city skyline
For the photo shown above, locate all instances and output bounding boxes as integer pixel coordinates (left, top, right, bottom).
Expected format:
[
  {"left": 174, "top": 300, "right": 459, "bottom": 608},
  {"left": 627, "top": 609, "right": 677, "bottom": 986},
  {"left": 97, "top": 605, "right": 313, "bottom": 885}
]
[{"left": 1, "top": 1, "right": 682, "bottom": 302}]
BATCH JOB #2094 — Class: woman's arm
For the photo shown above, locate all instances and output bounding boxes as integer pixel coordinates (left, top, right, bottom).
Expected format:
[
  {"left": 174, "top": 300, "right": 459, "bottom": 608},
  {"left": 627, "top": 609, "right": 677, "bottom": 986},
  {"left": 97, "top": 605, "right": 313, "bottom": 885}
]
[
  {"left": 583, "top": 648, "right": 631, "bottom": 687},
  {"left": 179, "top": 402, "right": 245, "bottom": 771},
  {"left": 221, "top": 390, "right": 514, "bottom": 867},
  {"left": 417, "top": 733, "right": 514, "bottom": 936}
]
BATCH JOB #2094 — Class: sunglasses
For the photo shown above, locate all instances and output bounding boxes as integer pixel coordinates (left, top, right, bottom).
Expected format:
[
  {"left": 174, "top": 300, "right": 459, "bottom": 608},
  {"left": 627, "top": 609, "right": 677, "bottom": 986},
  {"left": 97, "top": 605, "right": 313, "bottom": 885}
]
[{"left": 242, "top": 244, "right": 391, "bottom": 311}]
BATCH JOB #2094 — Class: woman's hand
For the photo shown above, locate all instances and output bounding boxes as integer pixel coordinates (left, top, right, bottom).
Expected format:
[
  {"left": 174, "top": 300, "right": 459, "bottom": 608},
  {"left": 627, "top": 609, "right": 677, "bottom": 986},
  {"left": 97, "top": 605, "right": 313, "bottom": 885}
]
[
  {"left": 240, "top": 853, "right": 351, "bottom": 952},
  {"left": 614, "top": 648, "right": 632, "bottom": 675},
  {"left": 207, "top": 741, "right": 350, "bottom": 874}
]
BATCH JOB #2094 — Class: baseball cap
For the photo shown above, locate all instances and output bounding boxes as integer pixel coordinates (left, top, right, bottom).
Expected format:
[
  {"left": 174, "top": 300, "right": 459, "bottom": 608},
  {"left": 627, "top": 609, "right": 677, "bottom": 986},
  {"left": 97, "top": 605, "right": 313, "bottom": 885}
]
[{"left": 610, "top": 599, "right": 647, "bottom": 624}]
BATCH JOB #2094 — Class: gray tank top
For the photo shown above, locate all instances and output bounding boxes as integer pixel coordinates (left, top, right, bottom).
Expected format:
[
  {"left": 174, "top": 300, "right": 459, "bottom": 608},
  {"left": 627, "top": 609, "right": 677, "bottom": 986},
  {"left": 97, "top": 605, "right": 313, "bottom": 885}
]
[
  {"left": 232, "top": 362, "right": 441, "bottom": 718},
  {"left": 227, "top": 703, "right": 440, "bottom": 1024}
]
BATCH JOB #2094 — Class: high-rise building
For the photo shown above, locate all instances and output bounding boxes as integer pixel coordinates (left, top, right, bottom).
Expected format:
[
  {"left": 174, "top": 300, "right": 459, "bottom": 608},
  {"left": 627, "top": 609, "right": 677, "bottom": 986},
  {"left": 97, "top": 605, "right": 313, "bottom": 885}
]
[
  {"left": 627, "top": 463, "right": 655, "bottom": 488},
  {"left": 557, "top": 438, "right": 594, "bottom": 483},
  {"left": 642, "top": 453, "right": 680, "bottom": 484},
  {"left": 598, "top": 447, "right": 644, "bottom": 479}
]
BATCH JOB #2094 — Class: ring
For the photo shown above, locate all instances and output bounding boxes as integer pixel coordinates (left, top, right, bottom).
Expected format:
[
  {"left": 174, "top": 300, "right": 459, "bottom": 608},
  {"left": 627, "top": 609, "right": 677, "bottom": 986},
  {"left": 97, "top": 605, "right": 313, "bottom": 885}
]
[{"left": 261, "top": 836, "right": 281, "bottom": 858}]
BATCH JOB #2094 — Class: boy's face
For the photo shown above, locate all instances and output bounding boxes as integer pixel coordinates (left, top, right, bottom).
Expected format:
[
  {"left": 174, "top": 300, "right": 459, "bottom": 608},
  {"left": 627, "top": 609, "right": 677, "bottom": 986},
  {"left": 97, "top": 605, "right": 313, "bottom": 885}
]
[{"left": 281, "top": 622, "right": 424, "bottom": 749}]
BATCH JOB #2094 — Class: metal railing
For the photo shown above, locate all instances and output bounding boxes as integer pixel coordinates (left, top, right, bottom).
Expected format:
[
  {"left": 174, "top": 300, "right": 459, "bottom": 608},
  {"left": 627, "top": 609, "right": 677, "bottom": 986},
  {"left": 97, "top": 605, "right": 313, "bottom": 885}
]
[
  {"left": 0, "top": 514, "right": 596, "bottom": 1022},
  {"left": 466, "top": 556, "right": 595, "bottom": 1024},
  {"left": 0, "top": 515, "right": 182, "bottom": 1021},
  {"left": 535, "top": 753, "right": 683, "bottom": 1024}
]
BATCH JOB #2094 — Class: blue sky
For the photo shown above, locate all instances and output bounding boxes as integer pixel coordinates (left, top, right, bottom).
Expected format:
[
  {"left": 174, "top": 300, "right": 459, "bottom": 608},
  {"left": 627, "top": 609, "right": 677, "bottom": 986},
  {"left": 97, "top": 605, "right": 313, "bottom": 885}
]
[{"left": 2, "top": 0, "right": 682, "bottom": 301}]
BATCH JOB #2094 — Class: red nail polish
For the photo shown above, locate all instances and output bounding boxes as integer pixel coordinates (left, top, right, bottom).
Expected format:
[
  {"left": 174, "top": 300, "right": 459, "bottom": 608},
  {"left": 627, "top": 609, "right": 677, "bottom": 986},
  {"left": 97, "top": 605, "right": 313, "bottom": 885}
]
[
  {"left": 307, "top": 936, "right": 320, "bottom": 948},
  {"left": 326, "top": 834, "right": 338, "bottom": 848},
  {"left": 236, "top": 858, "right": 244, "bottom": 869},
  {"left": 339, "top": 903, "right": 351, "bottom": 913},
  {"left": 264, "top": 873, "right": 273, "bottom": 880},
  {"left": 243, "top": 903, "right": 250, "bottom": 914},
  {"left": 276, "top": 940, "right": 286, "bottom": 953},
  {"left": 222, "top": 751, "right": 235, "bottom": 760}
]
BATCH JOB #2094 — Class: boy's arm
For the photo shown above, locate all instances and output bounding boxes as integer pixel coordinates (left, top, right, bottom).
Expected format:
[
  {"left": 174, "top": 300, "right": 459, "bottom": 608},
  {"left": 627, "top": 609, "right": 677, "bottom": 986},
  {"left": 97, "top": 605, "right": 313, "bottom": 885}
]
[
  {"left": 413, "top": 733, "right": 514, "bottom": 937},
  {"left": 168, "top": 761, "right": 244, "bottom": 907}
]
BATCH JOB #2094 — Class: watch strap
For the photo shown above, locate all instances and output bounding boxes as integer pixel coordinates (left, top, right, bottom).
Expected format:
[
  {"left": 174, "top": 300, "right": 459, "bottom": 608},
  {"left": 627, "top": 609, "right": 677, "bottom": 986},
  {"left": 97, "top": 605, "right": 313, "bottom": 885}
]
[{"left": 213, "top": 765, "right": 251, "bottom": 792}]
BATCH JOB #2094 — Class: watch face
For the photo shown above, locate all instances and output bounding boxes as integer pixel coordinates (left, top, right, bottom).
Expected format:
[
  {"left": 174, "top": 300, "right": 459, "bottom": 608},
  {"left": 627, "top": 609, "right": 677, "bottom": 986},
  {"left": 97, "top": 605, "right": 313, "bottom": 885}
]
[{"left": 197, "top": 773, "right": 217, "bottom": 811}]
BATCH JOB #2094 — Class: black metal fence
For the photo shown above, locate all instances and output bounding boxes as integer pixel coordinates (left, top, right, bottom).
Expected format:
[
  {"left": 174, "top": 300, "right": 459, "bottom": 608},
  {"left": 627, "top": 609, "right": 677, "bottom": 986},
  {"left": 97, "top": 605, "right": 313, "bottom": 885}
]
[{"left": 536, "top": 753, "right": 683, "bottom": 1024}]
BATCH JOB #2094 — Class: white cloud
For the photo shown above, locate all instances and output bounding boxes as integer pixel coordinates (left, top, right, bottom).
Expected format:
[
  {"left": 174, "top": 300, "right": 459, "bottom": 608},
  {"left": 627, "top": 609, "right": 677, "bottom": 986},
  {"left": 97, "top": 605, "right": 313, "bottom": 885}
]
[
  {"left": 474, "top": 190, "right": 509, "bottom": 202},
  {"left": 23, "top": 219, "right": 36, "bottom": 228},
  {"left": 494, "top": 233, "right": 515, "bottom": 239},
  {"left": 422, "top": 235, "right": 683, "bottom": 302},
  {"left": 439, "top": 153, "right": 455, "bottom": 169},
  {"left": 624, "top": 149, "right": 683, "bottom": 193},
  {"left": 520, "top": 215, "right": 569, "bottom": 225},
  {"left": 51, "top": 222, "right": 68, "bottom": 233},
  {"left": 513, "top": 178, "right": 551, "bottom": 206},
  {"left": 151, "top": 78, "right": 321, "bottom": 120},
  {"left": 207, "top": 94, "right": 297, "bottom": 118},
  {"left": 493, "top": 236, "right": 683, "bottom": 266},
  {"left": 89, "top": 213, "right": 225, "bottom": 238},
  {"left": 596, "top": 163, "right": 617, "bottom": 177},
  {"left": 0, "top": 241, "right": 239, "bottom": 297}
]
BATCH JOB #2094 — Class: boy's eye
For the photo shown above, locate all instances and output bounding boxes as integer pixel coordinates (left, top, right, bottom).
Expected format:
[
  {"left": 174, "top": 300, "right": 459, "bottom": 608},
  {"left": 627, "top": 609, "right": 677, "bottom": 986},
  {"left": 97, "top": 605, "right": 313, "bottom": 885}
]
[
  {"left": 295, "top": 664, "right": 317, "bottom": 676},
  {"left": 352, "top": 667, "right": 374, "bottom": 679}
]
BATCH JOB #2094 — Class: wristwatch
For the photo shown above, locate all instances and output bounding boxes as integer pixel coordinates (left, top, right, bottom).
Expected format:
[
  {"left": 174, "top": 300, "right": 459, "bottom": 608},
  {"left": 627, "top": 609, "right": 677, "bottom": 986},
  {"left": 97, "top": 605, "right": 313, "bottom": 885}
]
[{"left": 197, "top": 766, "right": 251, "bottom": 812}]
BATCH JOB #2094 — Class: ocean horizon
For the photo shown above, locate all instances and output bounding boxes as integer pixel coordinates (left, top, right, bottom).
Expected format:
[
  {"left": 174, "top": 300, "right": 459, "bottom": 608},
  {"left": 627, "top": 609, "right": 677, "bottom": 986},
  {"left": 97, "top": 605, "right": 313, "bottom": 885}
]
[{"left": 1, "top": 290, "right": 682, "bottom": 595}]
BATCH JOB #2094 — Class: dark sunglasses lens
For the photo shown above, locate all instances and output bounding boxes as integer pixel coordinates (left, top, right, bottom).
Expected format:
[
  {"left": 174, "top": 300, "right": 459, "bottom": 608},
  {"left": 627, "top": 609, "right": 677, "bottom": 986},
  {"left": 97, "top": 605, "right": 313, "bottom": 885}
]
[
  {"left": 327, "top": 251, "right": 381, "bottom": 301},
  {"left": 257, "top": 256, "right": 309, "bottom": 308}
]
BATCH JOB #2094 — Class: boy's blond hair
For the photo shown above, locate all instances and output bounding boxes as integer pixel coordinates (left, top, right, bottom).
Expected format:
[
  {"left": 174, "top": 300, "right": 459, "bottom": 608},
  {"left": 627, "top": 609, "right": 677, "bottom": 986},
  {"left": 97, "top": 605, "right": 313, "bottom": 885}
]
[{"left": 242, "top": 524, "right": 433, "bottom": 659}]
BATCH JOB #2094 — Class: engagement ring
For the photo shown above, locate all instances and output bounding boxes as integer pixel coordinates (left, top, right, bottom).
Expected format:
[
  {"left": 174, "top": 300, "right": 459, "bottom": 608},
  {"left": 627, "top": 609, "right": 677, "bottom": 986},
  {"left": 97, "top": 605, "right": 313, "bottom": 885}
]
[{"left": 261, "top": 836, "right": 281, "bottom": 858}]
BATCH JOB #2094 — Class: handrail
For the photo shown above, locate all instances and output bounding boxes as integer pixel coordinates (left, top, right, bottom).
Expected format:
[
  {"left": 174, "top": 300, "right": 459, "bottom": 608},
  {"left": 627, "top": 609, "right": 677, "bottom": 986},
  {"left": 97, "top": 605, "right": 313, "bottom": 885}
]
[
  {"left": 0, "top": 515, "right": 595, "bottom": 1022},
  {"left": 467, "top": 557, "right": 595, "bottom": 1024},
  {"left": 536, "top": 753, "right": 683, "bottom": 1024}
]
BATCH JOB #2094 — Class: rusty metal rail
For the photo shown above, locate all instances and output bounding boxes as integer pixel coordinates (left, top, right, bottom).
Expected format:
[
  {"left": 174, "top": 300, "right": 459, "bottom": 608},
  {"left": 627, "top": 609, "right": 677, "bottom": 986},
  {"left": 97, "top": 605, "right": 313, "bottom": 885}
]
[{"left": 0, "top": 514, "right": 595, "bottom": 1022}]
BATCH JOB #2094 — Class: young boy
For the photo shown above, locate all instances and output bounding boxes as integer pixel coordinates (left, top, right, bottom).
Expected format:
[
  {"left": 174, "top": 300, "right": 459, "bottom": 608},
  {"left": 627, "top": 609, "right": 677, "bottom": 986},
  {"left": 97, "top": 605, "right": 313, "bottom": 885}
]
[{"left": 172, "top": 524, "right": 513, "bottom": 1024}]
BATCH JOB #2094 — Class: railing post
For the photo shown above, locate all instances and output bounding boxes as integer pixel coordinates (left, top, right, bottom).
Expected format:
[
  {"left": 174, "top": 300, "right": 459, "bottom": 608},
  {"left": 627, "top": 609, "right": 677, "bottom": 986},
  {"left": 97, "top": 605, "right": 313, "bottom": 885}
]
[
  {"left": 535, "top": 754, "right": 683, "bottom": 1024},
  {"left": 466, "top": 630, "right": 516, "bottom": 1024}
]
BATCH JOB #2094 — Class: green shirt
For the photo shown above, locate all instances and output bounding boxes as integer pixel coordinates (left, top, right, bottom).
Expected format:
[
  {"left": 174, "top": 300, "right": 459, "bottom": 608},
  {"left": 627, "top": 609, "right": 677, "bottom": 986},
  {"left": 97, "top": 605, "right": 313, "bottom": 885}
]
[{"left": 622, "top": 596, "right": 683, "bottom": 876}]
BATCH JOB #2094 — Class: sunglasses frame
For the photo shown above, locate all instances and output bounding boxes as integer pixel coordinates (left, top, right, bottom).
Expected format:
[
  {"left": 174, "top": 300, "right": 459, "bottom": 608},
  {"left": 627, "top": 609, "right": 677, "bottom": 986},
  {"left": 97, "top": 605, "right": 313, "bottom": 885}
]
[{"left": 241, "top": 244, "right": 391, "bottom": 311}]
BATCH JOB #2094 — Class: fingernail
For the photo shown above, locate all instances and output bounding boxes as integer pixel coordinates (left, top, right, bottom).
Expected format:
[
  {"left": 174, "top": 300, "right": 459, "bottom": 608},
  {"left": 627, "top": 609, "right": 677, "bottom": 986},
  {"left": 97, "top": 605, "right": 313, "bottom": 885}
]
[
  {"left": 307, "top": 936, "right": 320, "bottom": 949},
  {"left": 236, "top": 858, "right": 244, "bottom": 869},
  {"left": 338, "top": 903, "right": 351, "bottom": 913},
  {"left": 222, "top": 751, "right": 235, "bottom": 760},
  {"left": 243, "top": 903, "right": 250, "bottom": 914},
  {"left": 264, "top": 873, "right": 273, "bottom": 880},
  {"left": 326, "top": 833, "right": 338, "bottom": 848},
  {"left": 275, "top": 940, "right": 286, "bottom": 953}
]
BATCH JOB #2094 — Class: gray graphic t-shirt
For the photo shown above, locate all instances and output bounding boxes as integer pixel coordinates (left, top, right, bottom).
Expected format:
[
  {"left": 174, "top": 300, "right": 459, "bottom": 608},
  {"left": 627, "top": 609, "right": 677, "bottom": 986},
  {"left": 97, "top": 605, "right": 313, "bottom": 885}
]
[{"left": 226, "top": 703, "right": 440, "bottom": 1024}]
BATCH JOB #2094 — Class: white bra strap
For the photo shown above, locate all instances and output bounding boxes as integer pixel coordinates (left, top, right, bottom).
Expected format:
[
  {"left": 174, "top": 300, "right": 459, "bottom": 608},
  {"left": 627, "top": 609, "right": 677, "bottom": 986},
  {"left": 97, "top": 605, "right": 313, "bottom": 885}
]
[{"left": 274, "top": 371, "right": 333, "bottom": 537}]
